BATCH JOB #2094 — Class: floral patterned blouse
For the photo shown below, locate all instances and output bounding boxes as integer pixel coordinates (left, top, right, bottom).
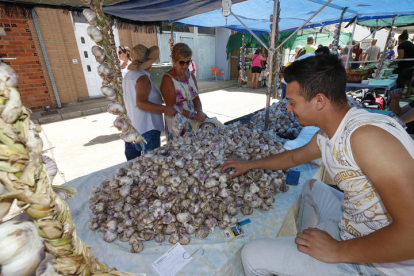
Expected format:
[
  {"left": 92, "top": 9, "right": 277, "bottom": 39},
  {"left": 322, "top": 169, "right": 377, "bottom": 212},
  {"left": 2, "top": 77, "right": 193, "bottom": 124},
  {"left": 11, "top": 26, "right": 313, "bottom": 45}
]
[{"left": 164, "top": 73, "right": 199, "bottom": 141}]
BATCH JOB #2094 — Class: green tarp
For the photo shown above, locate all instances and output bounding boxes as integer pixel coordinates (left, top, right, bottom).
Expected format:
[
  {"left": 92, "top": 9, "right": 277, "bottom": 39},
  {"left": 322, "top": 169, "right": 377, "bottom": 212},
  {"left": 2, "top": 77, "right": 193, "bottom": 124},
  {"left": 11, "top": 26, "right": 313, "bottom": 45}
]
[
  {"left": 357, "top": 15, "right": 414, "bottom": 28},
  {"left": 226, "top": 29, "right": 352, "bottom": 58}
]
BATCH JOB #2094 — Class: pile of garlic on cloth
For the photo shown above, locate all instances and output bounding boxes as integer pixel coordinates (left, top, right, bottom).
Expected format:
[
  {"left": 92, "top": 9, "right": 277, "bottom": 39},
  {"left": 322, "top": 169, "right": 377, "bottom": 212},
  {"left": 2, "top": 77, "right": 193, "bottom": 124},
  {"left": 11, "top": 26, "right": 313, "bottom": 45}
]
[{"left": 89, "top": 121, "right": 294, "bottom": 253}]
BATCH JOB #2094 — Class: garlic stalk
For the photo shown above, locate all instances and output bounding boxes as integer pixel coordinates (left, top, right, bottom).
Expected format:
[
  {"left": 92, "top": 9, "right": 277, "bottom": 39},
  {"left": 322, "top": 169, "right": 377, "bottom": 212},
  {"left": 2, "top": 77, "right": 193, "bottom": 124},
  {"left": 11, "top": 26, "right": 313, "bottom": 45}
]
[{"left": 0, "top": 62, "right": 139, "bottom": 276}]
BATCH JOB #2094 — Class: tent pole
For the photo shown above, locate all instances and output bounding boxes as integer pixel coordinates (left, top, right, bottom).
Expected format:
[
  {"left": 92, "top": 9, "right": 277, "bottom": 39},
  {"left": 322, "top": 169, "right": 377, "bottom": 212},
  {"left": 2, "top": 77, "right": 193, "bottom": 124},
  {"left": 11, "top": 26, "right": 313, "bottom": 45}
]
[
  {"left": 230, "top": 11, "right": 269, "bottom": 50},
  {"left": 345, "top": 17, "right": 358, "bottom": 69},
  {"left": 275, "top": 0, "right": 333, "bottom": 51},
  {"left": 264, "top": 0, "right": 279, "bottom": 131}
]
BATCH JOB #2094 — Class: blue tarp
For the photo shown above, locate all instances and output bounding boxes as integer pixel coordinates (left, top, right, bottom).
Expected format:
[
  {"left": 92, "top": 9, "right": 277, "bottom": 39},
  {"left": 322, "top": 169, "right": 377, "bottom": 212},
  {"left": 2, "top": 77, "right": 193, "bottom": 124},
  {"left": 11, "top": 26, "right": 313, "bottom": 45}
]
[
  {"left": 177, "top": 0, "right": 414, "bottom": 33},
  {"left": 103, "top": 0, "right": 246, "bottom": 22}
]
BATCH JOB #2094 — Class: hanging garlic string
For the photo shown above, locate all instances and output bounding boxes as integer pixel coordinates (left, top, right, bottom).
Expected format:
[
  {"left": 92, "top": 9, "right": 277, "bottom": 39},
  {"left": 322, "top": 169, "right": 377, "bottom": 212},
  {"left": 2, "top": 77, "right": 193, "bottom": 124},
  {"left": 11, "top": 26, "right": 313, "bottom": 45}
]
[
  {"left": 0, "top": 63, "right": 139, "bottom": 276},
  {"left": 373, "top": 16, "right": 397, "bottom": 79},
  {"left": 169, "top": 22, "right": 175, "bottom": 62},
  {"left": 331, "top": 7, "right": 348, "bottom": 56},
  {"left": 82, "top": 0, "right": 146, "bottom": 145},
  {"left": 240, "top": 34, "right": 247, "bottom": 82}
]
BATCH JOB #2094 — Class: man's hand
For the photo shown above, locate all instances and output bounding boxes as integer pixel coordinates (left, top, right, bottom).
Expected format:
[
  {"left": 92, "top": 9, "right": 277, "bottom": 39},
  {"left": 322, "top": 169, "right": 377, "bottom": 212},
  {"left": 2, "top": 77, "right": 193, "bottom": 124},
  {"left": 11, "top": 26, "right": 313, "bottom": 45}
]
[
  {"left": 295, "top": 228, "right": 342, "bottom": 263},
  {"left": 221, "top": 157, "right": 251, "bottom": 178},
  {"left": 194, "top": 111, "right": 208, "bottom": 122}
]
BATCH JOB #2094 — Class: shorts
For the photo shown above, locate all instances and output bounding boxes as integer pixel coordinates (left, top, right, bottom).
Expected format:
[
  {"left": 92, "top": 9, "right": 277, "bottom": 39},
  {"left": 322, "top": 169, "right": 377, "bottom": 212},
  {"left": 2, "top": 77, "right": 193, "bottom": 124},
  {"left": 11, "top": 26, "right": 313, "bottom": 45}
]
[
  {"left": 252, "top": 66, "right": 262, "bottom": 74},
  {"left": 134, "top": 129, "right": 161, "bottom": 153}
]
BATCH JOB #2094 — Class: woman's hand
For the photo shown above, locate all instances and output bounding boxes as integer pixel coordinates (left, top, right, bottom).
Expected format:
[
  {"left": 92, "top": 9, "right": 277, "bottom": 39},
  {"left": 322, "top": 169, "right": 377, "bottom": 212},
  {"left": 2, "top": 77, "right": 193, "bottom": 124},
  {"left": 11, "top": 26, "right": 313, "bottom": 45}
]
[
  {"left": 164, "top": 106, "right": 177, "bottom": 117},
  {"left": 194, "top": 111, "right": 208, "bottom": 122}
]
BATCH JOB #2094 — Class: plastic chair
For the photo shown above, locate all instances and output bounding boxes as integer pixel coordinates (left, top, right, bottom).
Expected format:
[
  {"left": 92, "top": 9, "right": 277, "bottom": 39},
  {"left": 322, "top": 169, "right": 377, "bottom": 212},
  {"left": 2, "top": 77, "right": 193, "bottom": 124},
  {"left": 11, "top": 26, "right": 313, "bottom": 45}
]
[{"left": 211, "top": 66, "right": 225, "bottom": 81}]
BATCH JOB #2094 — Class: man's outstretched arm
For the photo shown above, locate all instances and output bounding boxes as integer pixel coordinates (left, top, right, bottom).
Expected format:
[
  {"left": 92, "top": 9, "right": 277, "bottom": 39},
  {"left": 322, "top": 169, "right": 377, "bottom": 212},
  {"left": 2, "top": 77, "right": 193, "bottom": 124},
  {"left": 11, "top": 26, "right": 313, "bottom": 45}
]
[{"left": 222, "top": 133, "right": 321, "bottom": 178}]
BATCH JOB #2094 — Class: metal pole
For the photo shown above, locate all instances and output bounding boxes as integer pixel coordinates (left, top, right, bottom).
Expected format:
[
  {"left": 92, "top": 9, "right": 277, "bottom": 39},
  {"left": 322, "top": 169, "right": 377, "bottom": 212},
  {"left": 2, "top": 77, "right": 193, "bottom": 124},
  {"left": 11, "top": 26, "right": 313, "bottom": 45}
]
[
  {"left": 230, "top": 11, "right": 269, "bottom": 50},
  {"left": 345, "top": 17, "right": 358, "bottom": 69},
  {"left": 32, "top": 9, "right": 62, "bottom": 108},
  {"left": 275, "top": 0, "right": 333, "bottom": 51},
  {"left": 264, "top": 0, "right": 279, "bottom": 131}
]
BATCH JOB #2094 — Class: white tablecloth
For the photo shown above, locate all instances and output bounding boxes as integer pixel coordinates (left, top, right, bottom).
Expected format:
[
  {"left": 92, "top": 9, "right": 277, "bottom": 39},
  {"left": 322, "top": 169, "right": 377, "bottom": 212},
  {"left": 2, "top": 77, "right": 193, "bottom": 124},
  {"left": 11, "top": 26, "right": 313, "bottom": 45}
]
[{"left": 65, "top": 162, "right": 319, "bottom": 276}]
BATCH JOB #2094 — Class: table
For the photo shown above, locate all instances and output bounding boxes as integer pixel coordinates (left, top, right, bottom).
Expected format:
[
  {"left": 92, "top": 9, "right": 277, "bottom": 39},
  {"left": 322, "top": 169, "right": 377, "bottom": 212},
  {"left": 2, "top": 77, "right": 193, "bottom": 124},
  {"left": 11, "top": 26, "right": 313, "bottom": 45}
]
[
  {"left": 346, "top": 78, "right": 397, "bottom": 95},
  {"left": 65, "top": 161, "right": 319, "bottom": 276}
]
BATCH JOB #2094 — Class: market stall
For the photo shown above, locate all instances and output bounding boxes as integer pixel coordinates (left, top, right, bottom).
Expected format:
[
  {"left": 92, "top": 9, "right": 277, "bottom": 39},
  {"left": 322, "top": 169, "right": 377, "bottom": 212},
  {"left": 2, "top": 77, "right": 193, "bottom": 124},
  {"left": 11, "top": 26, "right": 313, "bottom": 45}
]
[{"left": 2, "top": 1, "right": 414, "bottom": 276}]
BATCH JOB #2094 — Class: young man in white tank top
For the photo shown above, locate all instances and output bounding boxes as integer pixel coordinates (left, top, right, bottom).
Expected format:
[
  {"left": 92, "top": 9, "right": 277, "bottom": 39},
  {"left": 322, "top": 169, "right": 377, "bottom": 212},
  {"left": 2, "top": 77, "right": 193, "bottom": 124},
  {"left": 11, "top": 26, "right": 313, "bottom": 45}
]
[{"left": 223, "top": 55, "right": 414, "bottom": 276}]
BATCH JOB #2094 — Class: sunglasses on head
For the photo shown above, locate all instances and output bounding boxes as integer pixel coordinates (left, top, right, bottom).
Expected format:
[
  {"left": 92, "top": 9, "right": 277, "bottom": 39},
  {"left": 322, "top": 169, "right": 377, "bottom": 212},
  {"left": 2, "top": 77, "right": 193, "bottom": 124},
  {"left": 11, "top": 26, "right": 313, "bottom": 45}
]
[
  {"left": 118, "top": 51, "right": 123, "bottom": 54},
  {"left": 178, "top": 60, "right": 192, "bottom": 66}
]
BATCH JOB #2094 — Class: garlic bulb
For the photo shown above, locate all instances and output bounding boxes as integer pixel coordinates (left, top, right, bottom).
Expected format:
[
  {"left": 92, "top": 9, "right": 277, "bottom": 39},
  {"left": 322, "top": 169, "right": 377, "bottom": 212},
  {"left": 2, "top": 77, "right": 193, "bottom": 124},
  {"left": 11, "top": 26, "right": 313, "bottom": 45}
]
[
  {"left": 86, "top": 26, "right": 103, "bottom": 43},
  {"left": 101, "top": 86, "right": 117, "bottom": 101},
  {"left": 0, "top": 220, "right": 45, "bottom": 276},
  {"left": 113, "top": 117, "right": 129, "bottom": 132},
  {"left": 107, "top": 102, "right": 126, "bottom": 115},
  {"left": 0, "top": 63, "right": 19, "bottom": 88},
  {"left": 82, "top": 9, "right": 97, "bottom": 26},
  {"left": 1, "top": 87, "right": 23, "bottom": 124}
]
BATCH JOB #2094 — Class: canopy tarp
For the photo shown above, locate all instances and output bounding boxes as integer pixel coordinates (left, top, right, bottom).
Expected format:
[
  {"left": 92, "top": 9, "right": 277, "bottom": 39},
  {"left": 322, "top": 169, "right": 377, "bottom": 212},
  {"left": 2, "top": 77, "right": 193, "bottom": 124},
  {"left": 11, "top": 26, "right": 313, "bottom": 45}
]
[
  {"left": 177, "top": 0, "right": 414, "bottom": 33},
  {"left": 226, "top": 29, "right": 352, "bottom": 57},
  {"left": 357, "top": 15, "right": 414, "bottom": 28}
]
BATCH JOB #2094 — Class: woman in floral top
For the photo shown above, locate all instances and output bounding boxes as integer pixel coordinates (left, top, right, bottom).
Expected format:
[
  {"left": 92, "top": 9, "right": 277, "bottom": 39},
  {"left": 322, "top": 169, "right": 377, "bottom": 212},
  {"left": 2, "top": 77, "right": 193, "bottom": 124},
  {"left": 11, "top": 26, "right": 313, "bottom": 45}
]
[{"left": 160, "top": 43, "right": 209, "bottom": 140}]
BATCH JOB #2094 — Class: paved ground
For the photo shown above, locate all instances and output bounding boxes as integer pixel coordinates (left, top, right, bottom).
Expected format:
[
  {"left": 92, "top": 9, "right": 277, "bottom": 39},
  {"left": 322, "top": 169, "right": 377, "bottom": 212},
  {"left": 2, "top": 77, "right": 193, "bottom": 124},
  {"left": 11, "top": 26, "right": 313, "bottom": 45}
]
[{"left": 40, "top": 85, "right": 277, "bottom": 186}]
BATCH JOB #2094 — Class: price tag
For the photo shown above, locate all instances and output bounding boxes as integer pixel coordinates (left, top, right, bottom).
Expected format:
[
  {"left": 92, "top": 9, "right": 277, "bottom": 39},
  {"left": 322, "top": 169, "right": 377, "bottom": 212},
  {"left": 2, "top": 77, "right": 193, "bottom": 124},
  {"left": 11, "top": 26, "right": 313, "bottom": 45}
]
[
  {"left": 223, "top": 225, "right": 246, "bottom": 240},
  {"left": 152, "top": 243, "right": 193, "bottom": 276}
]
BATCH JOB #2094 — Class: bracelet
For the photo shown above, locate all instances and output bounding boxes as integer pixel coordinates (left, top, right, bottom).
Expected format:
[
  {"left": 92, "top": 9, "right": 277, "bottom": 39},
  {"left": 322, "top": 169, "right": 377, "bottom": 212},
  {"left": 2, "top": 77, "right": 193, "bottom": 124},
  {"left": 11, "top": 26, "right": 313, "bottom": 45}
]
[{"left": 196, "top": 110, "right": 203, "bottom": 114}]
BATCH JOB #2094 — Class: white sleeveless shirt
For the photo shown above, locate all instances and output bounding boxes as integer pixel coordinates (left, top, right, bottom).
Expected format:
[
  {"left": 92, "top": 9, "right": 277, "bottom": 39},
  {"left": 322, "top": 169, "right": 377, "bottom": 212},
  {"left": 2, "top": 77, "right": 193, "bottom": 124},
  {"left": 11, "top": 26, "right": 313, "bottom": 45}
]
[
  {"left": 122, "top": 70, "right": 164, "bottom": 134},
  {"left": 317, "top": 107, "right": 414, "bottom": 276}
]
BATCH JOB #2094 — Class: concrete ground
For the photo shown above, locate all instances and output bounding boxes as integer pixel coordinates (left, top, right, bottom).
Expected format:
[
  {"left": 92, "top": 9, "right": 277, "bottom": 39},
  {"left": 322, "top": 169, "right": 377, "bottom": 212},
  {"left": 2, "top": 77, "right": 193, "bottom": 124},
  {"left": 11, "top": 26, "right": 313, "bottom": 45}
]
[{"left": 39, "top": 82, "right": 278, "bottom": 186}]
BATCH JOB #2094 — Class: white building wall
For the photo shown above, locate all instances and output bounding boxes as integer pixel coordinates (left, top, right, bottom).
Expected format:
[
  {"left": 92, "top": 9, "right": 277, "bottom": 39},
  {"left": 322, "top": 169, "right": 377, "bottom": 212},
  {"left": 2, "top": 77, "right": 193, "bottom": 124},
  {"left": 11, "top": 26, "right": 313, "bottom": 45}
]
[{"left": 215, "top": 28, "right": 232, "bottom": 80}]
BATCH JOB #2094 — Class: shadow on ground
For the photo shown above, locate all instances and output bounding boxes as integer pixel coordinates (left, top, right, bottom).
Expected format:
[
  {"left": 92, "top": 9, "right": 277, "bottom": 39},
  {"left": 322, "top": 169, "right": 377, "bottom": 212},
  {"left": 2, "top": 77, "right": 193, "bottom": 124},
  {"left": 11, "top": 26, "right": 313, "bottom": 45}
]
[{"left": 84, "top": 133, "right": 120, "bottom": 146}]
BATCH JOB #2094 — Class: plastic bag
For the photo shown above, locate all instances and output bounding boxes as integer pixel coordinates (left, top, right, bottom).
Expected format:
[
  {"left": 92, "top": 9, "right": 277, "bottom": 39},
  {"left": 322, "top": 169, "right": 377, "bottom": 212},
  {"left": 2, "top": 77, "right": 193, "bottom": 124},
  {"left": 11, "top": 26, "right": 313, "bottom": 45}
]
[{"left": 170, "top": 109, "right": 187, "bottom": 137}]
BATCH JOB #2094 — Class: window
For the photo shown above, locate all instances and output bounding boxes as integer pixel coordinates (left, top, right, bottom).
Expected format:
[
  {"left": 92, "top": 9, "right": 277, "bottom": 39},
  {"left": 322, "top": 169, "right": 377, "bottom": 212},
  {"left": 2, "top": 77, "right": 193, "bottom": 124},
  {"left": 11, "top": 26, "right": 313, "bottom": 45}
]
[
  {"left": 81, "top": 37, "right": 85, "bottom": 44},
  {"left": 87, "top": 65, "right": 91, "bottom": 72},
  {"left": 198, "top": 27, "right": 215, "bottom": 35},
  {"left": 84, "top": 51, "right": 88, "bottom": 58}
]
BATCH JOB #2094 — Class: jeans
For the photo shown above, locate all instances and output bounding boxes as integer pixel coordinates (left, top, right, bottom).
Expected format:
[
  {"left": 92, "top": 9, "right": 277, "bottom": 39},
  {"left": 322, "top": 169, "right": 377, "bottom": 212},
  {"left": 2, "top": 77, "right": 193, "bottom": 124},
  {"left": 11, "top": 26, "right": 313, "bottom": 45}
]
[
  {"left": 124, "top": 142, "right": 141, "bottom": 161},
  {"left": 241, "top": 180, "right": 385, "bottom": 276},
  {"left": 133, "top": 129, "right": 161, "bottom": 154}
]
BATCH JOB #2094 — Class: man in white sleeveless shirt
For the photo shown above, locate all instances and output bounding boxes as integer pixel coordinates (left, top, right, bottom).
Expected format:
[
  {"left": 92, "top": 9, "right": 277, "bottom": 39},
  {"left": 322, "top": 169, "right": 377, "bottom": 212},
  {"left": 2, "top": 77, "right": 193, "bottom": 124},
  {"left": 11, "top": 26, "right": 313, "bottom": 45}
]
[{"left": 223, "top": 55, "right": 414, "bottom": 276}]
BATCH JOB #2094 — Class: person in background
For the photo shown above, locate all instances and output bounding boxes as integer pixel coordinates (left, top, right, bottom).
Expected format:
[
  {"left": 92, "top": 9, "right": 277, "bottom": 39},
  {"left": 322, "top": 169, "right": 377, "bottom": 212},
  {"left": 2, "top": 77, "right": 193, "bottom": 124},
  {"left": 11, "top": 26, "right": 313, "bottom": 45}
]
[
  {"left": 250, "top": 49, "right": 267, "bottom": 89},
  {"left": 389, "top": 89, "right": 414, "bottom": 134},
  {"left": 317, "top": 44, "right": 323, "bottom": 49},
  {"left": 296, "top": 46, "right": 330, "bottom": 61},
  {"left": 118, "top": 45, "right": 140, "bottom": 160},
  {"left": 286, "top": 46, "right": 304, "bottom": 67},
  {"left": 223, "top": 55, "right": 414, "bottom": 276},
  {"left": 362, "top": 39, "right": 381, "bottom": 62},
  {"left": 160, "top": 43, "right": 209, "bottom": 140},
  {"left": 339, "top": 46, "right": 352, "bottom": 69},
  {"left": 119, "top": 45, "right": 132, "bottom": 78},
  {"left": 386, "top": 44, "right": 396, "bottom": 60},
  {"left": 394, "top": 30, "right": 414, "bottom": 97},
  {"left": 351, "top": 41, "right": 362, "bottom": 69},
  {"left": 304, "top": 35, "right": 317, "bottom": 54},
  {"left": 328, "top": 43, "right": 333, "bottom": 54},
  {"left": 123, "top": 44, "right": 177, "bottom": 159}
]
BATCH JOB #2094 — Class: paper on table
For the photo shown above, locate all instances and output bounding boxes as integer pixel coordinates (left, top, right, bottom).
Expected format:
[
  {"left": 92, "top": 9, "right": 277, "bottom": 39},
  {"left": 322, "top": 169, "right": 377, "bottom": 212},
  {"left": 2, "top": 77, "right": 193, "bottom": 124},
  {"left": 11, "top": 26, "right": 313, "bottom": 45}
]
[{"left": 152, "top": 243, "right": 193, "bottom": 276}]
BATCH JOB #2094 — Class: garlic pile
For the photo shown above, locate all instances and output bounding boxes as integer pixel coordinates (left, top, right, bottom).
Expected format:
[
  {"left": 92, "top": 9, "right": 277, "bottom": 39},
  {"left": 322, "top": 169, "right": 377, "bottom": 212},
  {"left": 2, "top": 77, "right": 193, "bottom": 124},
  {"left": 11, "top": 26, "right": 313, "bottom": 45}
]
[
  {"left": 81, "top": 6, "right": 146, "bottom": 145},
  {"left": 89, "top": 123, "right": 289, "bottom": 253},
  {"left": 251, "top": 99, "right": 302, "bottom": 139}
]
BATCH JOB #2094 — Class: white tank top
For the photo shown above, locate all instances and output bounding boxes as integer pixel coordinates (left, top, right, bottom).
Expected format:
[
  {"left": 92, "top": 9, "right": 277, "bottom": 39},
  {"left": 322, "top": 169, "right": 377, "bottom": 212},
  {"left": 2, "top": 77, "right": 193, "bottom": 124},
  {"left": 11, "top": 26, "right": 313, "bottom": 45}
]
[
  {"left": 122, "top": 70, "right": 164, "bottom": 134},
  {"left": 317, "top": 107, "right": 414, "bottom": 276}
]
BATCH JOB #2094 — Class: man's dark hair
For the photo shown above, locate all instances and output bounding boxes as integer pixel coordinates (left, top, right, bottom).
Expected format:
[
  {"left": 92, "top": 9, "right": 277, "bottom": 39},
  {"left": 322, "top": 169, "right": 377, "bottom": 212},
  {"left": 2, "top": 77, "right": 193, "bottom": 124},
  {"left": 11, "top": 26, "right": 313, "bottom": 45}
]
[
  {"left": 284, "top": 55, "right": 347, "bottom": 107},
  {"left": 315, "top": 46, "right": 330, "bottom": 55}
]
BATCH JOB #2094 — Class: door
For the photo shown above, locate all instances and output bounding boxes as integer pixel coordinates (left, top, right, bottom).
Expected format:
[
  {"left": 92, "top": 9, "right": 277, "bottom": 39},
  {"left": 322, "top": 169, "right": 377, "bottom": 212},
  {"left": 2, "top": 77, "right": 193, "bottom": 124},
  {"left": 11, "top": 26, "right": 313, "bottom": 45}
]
[
  {"left": 197, "top": 35, "right": 216, "bottom": 80},
  {"left": 74, "top": 23, "right": 102, "bottom": 97}
]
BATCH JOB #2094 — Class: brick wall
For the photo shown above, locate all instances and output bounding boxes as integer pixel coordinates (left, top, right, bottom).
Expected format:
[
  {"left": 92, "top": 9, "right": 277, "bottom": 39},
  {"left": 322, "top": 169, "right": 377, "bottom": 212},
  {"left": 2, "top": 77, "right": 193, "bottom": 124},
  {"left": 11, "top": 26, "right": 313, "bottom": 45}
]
[{"left": 0, "top": 5, "right": 54, "bottom": 111}]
